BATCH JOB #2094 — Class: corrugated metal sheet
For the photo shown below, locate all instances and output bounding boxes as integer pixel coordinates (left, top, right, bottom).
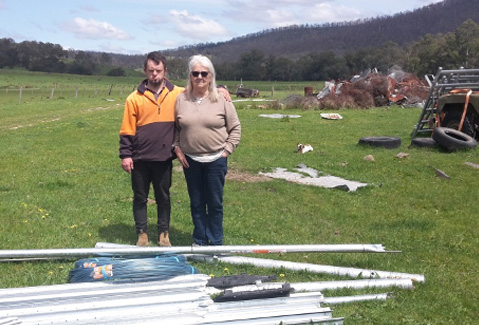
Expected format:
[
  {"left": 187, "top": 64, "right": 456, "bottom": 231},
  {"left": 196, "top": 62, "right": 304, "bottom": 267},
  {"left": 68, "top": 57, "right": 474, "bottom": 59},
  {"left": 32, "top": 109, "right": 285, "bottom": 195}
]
[{"left": 0, "top": 274, "right": 344, "bottom": 324}]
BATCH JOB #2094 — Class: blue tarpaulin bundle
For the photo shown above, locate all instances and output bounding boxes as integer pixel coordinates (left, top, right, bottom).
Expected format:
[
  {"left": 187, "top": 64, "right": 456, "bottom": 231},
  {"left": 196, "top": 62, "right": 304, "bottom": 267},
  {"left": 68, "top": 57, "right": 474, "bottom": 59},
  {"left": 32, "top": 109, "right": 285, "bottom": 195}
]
[{"left": 69, "top": 254, "right": 199, "bottom": 283}]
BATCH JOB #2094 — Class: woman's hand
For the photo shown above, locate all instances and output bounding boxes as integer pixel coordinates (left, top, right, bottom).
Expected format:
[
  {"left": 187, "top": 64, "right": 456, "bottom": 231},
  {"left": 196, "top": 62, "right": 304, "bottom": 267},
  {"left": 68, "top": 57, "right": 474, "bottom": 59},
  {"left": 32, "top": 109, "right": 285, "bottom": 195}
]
[{"left": 175, "top": 146, "right": 189, "bottom": 168}]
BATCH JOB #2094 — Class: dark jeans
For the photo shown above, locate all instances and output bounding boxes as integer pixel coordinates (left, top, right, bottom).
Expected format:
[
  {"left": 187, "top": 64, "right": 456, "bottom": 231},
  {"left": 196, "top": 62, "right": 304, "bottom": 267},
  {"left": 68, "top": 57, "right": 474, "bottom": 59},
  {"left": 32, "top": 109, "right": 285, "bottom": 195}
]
[
  {"left": 131, "top": 160, "right": 172, "bottom": 234},
  {"left": 183, "top": 156, "right": 228, "bottom": 245}
]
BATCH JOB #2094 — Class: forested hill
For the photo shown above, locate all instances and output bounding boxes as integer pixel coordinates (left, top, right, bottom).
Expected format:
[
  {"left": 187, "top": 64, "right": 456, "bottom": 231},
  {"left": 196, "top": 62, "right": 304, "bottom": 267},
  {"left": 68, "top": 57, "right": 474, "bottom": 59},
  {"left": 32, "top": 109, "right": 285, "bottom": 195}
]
[{"left": 162, "top": 0, "right": 479, "bottom": 62}]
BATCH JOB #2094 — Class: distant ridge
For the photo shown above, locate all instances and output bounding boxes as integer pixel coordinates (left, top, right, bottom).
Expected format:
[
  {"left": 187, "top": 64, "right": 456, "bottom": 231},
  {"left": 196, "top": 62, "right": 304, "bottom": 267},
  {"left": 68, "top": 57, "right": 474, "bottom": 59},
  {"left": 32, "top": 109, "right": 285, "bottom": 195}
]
[{"left": 161, "top": 0, "right": 479, "bottom": 62}]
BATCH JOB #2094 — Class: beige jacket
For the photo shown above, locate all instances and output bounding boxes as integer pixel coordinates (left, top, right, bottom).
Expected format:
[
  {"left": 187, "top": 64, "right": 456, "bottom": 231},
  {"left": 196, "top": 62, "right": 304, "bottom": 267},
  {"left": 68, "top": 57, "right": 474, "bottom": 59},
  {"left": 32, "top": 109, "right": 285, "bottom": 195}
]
[{"left": 174, "top": 93, "right": 241, "bottom": 156}]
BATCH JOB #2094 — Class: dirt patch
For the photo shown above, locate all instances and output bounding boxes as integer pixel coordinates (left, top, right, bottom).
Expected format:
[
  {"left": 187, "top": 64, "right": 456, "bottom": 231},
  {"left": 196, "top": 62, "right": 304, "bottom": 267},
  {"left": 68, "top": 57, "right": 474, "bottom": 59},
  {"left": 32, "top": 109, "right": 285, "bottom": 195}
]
[
  {"left": 173, "top": 165, "right": 270, "bottom": 183},
  {"left": 227, "top": 169, "right": 271, "bottom": 182}
]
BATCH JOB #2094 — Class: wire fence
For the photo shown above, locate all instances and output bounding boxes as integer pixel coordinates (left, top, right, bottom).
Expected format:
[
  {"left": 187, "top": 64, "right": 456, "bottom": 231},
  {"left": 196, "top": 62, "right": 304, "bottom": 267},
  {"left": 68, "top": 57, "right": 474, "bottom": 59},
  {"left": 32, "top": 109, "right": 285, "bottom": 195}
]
[
  {"left": 0, "top": 82, "right": 315, "bottom": 105},
  {"left": 0, "top": 84, "right": 137, "bottom": 104}
]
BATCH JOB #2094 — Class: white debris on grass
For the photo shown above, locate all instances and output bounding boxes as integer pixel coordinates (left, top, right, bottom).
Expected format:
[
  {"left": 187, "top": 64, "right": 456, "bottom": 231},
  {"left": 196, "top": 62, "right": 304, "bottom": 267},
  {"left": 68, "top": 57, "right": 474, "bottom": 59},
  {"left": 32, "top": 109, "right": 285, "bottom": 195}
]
[
  {"left": 363, "top": 154, "right": 375, "bottom": 162},
  {"left": 320, "top": 113, "right": 343, "bottom": 120},
  {"left": 259, "top": 164, "right": 368, "bottom": 192},
  {"left": 396, "top": 152, "right": 410, "bottom": 159},
  {"left": 297, "top": 143, "right": 314, "bottom": 154},
  {"left": 258, "top": 114, "right": 302, "bottom": 119},
  {"left": 465, "top": 161, "right": 479, "bottom": 169}
]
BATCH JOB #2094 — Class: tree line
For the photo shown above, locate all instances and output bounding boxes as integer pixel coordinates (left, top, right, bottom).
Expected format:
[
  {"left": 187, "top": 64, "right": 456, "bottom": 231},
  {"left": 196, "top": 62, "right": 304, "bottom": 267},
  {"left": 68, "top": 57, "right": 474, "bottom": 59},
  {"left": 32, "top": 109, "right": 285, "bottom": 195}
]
[
  {"left": 0, "top": 39, "right": 124, "bottom": 76},
  {"left": 1, "top": 19, "right": 478, "bottom": 82}
]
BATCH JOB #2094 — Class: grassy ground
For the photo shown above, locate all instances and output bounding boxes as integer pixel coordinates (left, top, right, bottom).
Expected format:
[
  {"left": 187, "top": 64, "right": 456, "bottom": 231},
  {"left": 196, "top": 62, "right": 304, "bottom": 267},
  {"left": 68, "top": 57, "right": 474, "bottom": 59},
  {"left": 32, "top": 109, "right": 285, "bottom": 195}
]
[{"left": 0, "top": 70, "right": 478, "bottom": 324}]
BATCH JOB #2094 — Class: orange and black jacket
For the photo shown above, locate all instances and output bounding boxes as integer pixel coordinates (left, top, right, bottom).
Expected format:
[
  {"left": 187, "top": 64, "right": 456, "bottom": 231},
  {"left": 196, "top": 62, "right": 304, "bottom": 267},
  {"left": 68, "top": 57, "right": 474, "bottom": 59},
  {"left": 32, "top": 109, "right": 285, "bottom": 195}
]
[{"left": 119, "top": 79, "right": 184, "bottom": 162}]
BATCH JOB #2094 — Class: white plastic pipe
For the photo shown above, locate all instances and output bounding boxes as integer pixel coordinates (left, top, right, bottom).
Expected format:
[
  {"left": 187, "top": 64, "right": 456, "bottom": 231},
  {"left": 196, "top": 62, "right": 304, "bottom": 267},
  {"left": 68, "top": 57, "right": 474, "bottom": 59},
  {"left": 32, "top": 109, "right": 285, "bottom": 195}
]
[
  {"left": 191, "top": 255, "right": 425, "bottom": 283},
  {"left": 0, "top": 243, "right": 396, "bottom": 260},
  {"left": 0, "top": 243, "right": 399, "bottom": 260},
  {"left": 323, "top": 293, "right": 390, "bottom": 304}
]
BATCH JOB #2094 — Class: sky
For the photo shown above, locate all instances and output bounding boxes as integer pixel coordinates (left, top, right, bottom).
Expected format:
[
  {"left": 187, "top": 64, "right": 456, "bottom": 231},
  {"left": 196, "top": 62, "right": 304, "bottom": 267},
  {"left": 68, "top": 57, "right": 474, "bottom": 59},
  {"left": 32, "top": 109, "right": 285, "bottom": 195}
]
[{"left": 0, "top": 0, "right": 444, "bottom": 55}]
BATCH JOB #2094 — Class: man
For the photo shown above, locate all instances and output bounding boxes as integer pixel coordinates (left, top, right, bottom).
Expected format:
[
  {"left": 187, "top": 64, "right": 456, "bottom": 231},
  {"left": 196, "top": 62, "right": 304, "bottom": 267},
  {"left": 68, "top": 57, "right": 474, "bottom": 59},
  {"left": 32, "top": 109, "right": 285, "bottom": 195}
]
[{"left": 119, "top": 51, "right": 184, "bottom": 247}]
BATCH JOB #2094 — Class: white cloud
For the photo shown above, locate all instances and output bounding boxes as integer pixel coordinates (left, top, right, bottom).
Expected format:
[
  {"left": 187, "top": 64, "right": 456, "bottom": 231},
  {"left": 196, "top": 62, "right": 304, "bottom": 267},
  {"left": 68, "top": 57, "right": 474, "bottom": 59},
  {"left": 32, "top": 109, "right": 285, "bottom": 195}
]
[
  {"left": 143, "top": 14, "right": 165, "bottom": 25},
  {"left": 169, "top": 10, "right": 230, "bottom": 40},
  {"left": 63, "top": 17, "right": 132, "bottom": 40},
  {"left": 70, "top": 5, "right": 100, "bottom": 14},
  {"left": 261, "top": 9, "right": 298, "bottom": 27},
  {"left": 222, "top": 0, "right": 324, "bottom": 28},
  {"left": 79, "top": 5, "right": 100, "bottom": 13},
  {"left": 151, "top": 39, "right": 179, "bottom": 49},
  {"left": 417, "top": 0, "right": 444, "bottom": 4},
  {"left": 222, "top": 0, "right": 383, "bottom": 29},
  {"left": 272, "top": 0, "right": 327, "bottom": 5},
  {"left": 306, "top": 3, "right": 363, "bottom": 23}
]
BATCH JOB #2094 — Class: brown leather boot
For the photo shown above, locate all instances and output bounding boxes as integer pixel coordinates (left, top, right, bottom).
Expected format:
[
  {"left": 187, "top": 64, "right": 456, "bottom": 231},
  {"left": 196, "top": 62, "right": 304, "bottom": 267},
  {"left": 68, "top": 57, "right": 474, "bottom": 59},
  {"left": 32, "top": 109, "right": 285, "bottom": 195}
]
[
  {"left": 158, "top": 232, "right": 171, "bottom": 247},
  {"left": 136, "top": 233, "right": 149, "bottom": 247}
]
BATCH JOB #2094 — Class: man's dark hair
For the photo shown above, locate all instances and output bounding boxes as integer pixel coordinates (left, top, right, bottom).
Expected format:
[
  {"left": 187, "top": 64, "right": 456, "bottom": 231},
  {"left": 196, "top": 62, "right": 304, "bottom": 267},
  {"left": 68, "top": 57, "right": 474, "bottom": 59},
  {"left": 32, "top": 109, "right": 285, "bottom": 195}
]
[{"left": 144, "top": 51, "right": 167, "bottom": 69}]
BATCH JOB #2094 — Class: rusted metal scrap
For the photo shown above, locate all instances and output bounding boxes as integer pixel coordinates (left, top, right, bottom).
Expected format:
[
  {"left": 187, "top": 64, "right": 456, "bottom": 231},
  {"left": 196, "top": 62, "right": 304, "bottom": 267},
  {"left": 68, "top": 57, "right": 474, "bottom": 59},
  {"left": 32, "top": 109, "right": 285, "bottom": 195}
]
[
  {"left": 308, "top": 67, "right": 429, "bottom": 109},
  {"left": 235, "top": 85, "right": 259, "bottom": 98}
]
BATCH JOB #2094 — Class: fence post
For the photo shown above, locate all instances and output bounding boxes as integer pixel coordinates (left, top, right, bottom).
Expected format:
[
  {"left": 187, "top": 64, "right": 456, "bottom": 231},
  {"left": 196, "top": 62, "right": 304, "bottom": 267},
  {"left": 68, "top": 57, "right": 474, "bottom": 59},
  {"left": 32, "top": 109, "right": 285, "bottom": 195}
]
[
  {"left": 18, "top": 86, "right": 23, "bottom": 104},
  {"left": 75, "top": 86, "right": 79, "bottom": 99},
  {"left": 108, "top": 85, "right": 113, "bottom": 95},
  {"left": 49, "top": 88, "right": 55, "bottom": 100}
]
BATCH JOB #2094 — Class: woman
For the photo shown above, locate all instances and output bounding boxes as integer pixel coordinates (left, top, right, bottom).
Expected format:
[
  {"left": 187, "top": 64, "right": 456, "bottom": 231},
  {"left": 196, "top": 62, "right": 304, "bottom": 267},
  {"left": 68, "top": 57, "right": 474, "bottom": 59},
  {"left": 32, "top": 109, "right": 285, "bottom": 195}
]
[{"left": 174, "top": 55, "right": 241, "bottom": 246}]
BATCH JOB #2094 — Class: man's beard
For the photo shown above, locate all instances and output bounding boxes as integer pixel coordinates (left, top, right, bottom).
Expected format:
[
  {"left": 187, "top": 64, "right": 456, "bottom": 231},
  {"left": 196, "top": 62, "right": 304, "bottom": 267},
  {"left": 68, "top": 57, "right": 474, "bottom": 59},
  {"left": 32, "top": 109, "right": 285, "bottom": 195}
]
[{"left": 148, "top": 80, "right": 162, "bottom": 87}]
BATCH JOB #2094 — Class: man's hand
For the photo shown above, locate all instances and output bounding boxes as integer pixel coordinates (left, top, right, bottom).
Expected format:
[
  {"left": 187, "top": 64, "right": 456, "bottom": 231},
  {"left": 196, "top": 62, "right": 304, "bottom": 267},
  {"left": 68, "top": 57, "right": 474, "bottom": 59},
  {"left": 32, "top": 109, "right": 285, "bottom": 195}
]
[
  {"left": 218, "top": 87, "right": 232, "bottom": 102},
  {"left": 121, "top": 157, "right": 134, "bottom": 174}
]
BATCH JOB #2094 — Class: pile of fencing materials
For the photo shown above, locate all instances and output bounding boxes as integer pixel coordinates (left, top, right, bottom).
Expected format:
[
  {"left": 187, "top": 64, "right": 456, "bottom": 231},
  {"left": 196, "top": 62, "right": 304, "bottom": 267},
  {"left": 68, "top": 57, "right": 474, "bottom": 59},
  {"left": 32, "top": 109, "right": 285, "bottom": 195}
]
[{"left": 0, "top": 243, "right": 425, "bottom": 324}]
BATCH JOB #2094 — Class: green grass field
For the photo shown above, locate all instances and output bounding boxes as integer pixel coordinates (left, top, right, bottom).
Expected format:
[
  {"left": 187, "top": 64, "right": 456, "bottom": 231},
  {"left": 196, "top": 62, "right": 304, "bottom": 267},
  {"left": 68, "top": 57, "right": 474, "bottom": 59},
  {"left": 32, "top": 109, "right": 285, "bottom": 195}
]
[{"left": 0, "top": 69, "right": 478, "bottom": 324}]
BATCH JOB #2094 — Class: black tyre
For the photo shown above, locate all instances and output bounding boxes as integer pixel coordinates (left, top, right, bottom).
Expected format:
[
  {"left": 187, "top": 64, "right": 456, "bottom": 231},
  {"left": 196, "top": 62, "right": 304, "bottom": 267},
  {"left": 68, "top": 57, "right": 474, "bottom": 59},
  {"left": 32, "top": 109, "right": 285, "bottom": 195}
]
[
  {"left": 442, "top": 110, "right": 476, "bottom": 138},
  {"left": 432, "top": 127, "right": 478, "bottom": 151},
  {"left": 358, "top": 136, "right": 401, "bottom": 149},
  {"left": 410, "top": 137, "right": 437, "bottom": 148}
]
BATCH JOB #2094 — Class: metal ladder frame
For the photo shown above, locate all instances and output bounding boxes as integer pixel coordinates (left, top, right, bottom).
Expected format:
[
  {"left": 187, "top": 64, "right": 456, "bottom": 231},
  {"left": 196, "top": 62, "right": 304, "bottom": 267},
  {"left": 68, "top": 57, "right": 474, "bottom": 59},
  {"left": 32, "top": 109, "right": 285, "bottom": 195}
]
[{"left": 411, "top": 68, "right": 479, "bottom": 138}]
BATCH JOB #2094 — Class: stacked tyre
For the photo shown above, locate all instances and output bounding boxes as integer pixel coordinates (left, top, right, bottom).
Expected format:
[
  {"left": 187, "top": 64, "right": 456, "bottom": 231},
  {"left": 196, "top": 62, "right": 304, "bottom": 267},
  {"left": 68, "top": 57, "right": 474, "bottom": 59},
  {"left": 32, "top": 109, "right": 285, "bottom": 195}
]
[
  {"left": 358, "top": 136, "right": 401, "bottom": 149},
  {"left": 410, "top": 137, "right": 437, "bottom": 148},
  {"left": 432, "top": 127, "right": 477, "bottom": 151}
]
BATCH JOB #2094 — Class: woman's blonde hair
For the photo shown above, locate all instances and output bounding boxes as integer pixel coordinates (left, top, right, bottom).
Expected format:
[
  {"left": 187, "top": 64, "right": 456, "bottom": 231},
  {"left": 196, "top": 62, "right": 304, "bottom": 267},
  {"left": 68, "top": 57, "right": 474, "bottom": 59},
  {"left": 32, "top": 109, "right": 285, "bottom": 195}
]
[{"left": 185, "top": 54, "right": 219, "bottom": 102}]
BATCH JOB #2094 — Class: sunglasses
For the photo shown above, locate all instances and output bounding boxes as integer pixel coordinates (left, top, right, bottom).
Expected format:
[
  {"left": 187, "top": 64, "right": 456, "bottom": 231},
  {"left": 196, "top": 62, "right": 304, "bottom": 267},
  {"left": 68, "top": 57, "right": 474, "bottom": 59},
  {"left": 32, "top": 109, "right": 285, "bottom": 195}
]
[{"left": 191, "top": 71, "right": 209, "bottom": 78}]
